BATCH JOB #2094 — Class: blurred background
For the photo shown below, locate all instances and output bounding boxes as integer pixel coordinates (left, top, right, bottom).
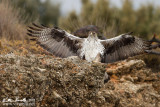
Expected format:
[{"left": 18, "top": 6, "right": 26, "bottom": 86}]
[
  {"left": 0, "top": 0, "right": 160, "bottom": 39},
  {"left": 0, "top": 0, "right": 160, "bottom": 70}
]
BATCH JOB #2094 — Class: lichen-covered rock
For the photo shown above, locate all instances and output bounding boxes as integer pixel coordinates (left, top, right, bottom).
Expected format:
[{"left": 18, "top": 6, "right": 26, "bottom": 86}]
[
  {"left": 0, "top": 53, "right": 106, "bottom": 106},
  {"left": 0, "top": 53, "right": 160, "bottom": 107}
]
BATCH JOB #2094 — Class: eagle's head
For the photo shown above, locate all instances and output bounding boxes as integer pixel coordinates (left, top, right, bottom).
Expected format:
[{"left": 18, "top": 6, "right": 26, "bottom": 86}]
[{"left": 88, "top": 31, "right": 98, "bottom": 40}]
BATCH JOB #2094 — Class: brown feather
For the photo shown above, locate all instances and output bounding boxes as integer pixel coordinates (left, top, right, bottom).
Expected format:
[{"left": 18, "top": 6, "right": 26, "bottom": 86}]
[
  {"left": 27, "top": 24, "right": 82, "bottom": 58},
  {"left": 101, "top": 34, "right": 151, "bottom": 63}
]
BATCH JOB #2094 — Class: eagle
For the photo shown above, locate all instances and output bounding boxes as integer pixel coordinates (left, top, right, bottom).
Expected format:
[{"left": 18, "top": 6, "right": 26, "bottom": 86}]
[{"left": 27, "top": 23, "right": 160, "bottom": 63}]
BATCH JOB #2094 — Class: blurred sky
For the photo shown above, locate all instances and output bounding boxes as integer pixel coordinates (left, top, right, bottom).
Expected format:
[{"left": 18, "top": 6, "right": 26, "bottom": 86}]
[{"left": 48, "top": 0, "right": 160, "bottom": 15}]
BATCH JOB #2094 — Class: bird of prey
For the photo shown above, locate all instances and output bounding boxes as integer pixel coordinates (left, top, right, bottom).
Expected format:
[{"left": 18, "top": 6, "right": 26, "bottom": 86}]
[{"left": 27, "top": 23, "right": 160, "bottom": 63}]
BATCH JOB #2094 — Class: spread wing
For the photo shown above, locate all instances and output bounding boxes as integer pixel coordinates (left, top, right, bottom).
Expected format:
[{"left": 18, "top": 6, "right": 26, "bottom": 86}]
[
  {"left": 100, "top": 32, "right": 151, "bottom": 63},
  {"left": 27, "top": 23, "right": 82, "bottom": 58}
]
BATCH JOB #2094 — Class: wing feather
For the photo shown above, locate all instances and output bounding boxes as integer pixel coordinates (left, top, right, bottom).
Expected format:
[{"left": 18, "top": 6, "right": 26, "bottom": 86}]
[
  {"left": 27, "top": 23, "right": 82, "bottom": 58},
  {"left": 100, "top": 33, "right": 151, "bottom": 63}
]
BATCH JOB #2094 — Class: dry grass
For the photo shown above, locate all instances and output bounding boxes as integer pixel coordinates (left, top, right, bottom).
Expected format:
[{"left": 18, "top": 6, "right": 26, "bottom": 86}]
[
  {"left": 0, "top": 38, "right": 53, "bottom": 56},
  {"left": 0, "top": 0, "right": 27, "bottom": 40}
]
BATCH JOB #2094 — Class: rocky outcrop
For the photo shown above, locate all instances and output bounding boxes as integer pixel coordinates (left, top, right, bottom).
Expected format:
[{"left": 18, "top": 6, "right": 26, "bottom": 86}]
[
  {"left": 0, "top": 53, "right": 160, "bottom": 107},
  {"left": 103, "top": 59, "right": 160, "bottom": 107}
]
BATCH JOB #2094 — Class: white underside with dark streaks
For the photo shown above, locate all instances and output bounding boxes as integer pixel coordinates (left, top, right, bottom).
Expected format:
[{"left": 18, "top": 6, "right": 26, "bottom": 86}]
[{"left": 80, "top": 36, "right": 105, "bottom": 62}]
